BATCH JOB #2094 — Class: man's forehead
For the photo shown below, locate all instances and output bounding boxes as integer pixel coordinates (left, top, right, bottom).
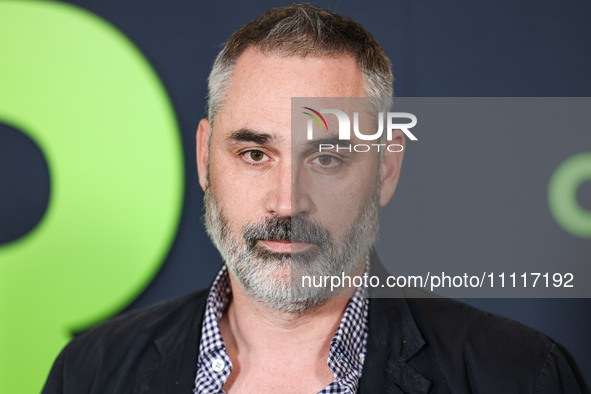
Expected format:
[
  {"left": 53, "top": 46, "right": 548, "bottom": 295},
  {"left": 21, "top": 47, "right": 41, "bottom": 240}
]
[
  {"left": 230, "top": 47, "right": 363, "bottom": 84},
  {"left": 213, "top": 48, "right": 365, "bottom": 136}
]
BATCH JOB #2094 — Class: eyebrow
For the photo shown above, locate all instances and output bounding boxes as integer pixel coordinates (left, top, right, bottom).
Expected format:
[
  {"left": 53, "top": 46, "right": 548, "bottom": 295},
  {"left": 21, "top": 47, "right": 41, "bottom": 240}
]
[{"left": 228, "top": 129, "right": 275, "bottom": 144}]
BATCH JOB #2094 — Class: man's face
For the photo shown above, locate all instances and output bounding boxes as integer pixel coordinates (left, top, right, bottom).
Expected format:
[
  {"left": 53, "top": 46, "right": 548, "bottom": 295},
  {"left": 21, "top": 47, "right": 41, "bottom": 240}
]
[{"left": 197, "top": 48, "right": 403, "bottom": 312}]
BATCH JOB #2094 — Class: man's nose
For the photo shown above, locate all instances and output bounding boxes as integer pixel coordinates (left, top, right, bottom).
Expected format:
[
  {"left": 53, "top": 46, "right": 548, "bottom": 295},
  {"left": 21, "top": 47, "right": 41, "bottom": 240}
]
[{"left": 265, "top": 161, "right": 312, "bottom": 218}]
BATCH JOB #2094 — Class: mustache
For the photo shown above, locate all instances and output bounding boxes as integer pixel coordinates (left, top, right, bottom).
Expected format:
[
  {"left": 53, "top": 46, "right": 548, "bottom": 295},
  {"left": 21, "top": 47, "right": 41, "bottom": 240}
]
[{"left": 243, "top": 216, "right": 332, "bottom": 248}]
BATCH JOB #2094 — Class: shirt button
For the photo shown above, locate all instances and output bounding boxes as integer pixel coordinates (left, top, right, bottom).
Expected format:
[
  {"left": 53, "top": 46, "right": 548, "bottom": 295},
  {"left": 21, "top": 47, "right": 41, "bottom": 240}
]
[{"left": 211, "top": 358, "right": 226, "bottom": 372}]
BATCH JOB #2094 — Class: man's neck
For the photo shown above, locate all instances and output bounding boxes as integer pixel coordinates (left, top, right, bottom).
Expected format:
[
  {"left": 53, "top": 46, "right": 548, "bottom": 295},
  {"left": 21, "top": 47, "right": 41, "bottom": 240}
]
[
  {"left": 222, "top": 274, "right": 353, "bottom": 353},
  {"left": 218, "top": 265, "right": 363, "bottom": 392}
]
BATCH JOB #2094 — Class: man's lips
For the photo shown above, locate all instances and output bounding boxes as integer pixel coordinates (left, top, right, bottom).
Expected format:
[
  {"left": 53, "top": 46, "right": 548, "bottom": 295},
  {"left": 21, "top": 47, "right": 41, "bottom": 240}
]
[{"left": 258, "top": 240, "right": 314, "bottom": 253}]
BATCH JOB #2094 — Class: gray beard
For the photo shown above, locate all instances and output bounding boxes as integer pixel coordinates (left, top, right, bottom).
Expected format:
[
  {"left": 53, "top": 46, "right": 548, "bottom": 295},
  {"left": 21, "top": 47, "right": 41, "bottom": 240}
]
[{"left": 203, "top": 187, "right": 380, "bottom": 313}]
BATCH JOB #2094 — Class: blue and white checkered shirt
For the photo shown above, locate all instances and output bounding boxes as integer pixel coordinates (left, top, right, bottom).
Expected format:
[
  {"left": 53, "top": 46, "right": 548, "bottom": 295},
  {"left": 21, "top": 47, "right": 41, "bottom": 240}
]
[{"left": 193, "top": 264, "right": 369, "bottom": 394}]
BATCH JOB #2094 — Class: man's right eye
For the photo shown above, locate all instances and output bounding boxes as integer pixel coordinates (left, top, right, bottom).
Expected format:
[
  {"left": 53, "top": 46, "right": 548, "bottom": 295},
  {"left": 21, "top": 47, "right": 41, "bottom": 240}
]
[{"left": 241, "top": 149, "right": 270, "bottom": 165}]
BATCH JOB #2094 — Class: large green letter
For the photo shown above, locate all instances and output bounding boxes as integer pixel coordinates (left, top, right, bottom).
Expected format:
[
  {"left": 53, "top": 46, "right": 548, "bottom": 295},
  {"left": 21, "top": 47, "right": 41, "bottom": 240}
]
[{"left": 0, "top": 2, "right": 183, "bottom": 392}]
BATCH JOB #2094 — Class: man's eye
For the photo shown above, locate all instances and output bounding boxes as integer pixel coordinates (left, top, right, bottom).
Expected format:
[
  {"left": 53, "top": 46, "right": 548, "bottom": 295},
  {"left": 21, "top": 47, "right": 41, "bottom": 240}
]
[
  {"left": 311, "top": 155, "right": 341, "bottom": 168},
  {"left": 242, "top": 150, "right": 269, "bottom": 164}
]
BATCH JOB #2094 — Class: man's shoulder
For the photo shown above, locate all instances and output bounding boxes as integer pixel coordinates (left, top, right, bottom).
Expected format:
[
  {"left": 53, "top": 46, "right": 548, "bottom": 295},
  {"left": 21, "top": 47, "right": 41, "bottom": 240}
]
[
  {"left": 370, "top": 294, "right": 554, "bottom": 360},
  {"left": 43, "top": 288, "right": 210, "bottom": 393},
  {"left": 70, "top": 288, "right": 209, "bottom": 353},
  {"left": 367, "top": 255, "right": 556, "bottom": 384},
  {"left": 369, "top": 295, "right": 587, "bottom": 392},
  {"left": 408, "top": 295, "right": 552, "bottom": 356}
]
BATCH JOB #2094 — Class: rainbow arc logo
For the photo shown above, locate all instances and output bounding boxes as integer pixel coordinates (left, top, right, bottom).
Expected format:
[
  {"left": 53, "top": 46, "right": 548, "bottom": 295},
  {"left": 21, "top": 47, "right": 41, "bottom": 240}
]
[{"left": 302, "top": 107, "right": 328, "bottom": 131}]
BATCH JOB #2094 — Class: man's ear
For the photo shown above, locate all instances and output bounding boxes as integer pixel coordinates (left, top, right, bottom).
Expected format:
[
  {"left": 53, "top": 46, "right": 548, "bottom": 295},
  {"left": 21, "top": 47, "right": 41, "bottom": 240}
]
[
  {"left": 196, "top": 118, "right": 210, "bottom": 191},
  {"left": 379, "top": 132, "right": 405, "bottom": 207}
]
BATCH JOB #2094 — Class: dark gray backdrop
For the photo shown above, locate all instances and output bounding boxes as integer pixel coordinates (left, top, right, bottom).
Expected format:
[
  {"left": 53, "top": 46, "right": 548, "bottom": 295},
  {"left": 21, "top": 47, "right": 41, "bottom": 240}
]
[{"left": 1, "top": 0, "right": 589, "bottom": 384}]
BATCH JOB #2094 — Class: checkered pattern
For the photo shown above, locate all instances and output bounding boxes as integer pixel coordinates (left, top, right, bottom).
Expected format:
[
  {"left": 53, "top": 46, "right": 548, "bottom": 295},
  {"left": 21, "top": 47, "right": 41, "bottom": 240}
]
[
  {"left": 193, "top": 263, "right": 369, "bottom": 394},
  {"left": 193, "top": 267, "right": 233, "bottom": 393}
]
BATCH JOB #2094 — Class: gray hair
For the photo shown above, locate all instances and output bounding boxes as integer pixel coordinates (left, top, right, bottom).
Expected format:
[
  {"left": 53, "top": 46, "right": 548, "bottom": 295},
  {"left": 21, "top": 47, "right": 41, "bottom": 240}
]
[{"left": 207, "top": 4, "right": 394, "bottom": 125}]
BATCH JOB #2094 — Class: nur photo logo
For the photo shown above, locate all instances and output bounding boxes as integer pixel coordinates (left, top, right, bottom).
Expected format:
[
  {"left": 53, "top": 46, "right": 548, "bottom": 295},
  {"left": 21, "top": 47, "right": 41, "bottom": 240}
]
[{"left": 302, "top": 106, "right": 418, "bottom": 152}]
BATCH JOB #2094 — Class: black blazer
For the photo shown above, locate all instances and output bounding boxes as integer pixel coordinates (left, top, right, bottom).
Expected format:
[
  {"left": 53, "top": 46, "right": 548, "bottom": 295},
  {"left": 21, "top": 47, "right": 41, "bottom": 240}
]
[{"left": 43, "top": 255, "right": 588, "bottom": 393}]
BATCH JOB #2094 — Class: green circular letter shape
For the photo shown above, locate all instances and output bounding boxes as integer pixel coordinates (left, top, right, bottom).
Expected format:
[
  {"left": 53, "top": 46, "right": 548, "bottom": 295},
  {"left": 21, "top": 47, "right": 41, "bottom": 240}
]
[
  {"left": 0, "top": 2, "right": 183, "bottom": 393},
  {"left": 548, "top": 153, "right": 591, "bottom": 238}
]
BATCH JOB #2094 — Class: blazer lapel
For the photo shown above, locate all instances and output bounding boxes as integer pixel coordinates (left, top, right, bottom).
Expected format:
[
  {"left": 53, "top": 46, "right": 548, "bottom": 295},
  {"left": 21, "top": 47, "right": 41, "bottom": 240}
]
[
  {"left": 358, "top": 252, "right": 431, "bottom": 394},
  {"left": 133, "top": 292, "right": 207, "bottom": 394}
]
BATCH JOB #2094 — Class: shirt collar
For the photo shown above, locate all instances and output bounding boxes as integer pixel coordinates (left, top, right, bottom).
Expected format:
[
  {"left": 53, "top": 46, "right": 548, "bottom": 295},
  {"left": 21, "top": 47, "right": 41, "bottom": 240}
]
[
  {"left": 195, "top": 261, "right": 369, "bottom": 393},
  {"left": 328, "top": 265, "right": 369, "bottom": 393}
]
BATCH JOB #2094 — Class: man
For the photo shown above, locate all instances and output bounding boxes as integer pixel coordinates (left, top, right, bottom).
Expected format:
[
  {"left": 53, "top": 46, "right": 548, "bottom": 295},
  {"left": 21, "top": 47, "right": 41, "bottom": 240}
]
[{"left": 43, "top": 4, "right": 587, "bottom": 393}]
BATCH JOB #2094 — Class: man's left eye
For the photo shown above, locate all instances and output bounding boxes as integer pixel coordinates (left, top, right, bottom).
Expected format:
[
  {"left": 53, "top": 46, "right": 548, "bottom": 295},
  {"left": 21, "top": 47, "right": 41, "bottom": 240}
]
[{"left": 311, "top": 155, "right": 341, "bottom": 168}]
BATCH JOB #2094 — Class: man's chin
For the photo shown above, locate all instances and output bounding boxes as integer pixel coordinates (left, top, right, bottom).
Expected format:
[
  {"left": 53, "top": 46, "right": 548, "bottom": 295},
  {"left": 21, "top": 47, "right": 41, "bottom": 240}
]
[
  {"left": 247, "top": 281, "right": 332, "bottom": 314},
  {"left": 228, "top": 260, "right": 336, "bottom": 313}
]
